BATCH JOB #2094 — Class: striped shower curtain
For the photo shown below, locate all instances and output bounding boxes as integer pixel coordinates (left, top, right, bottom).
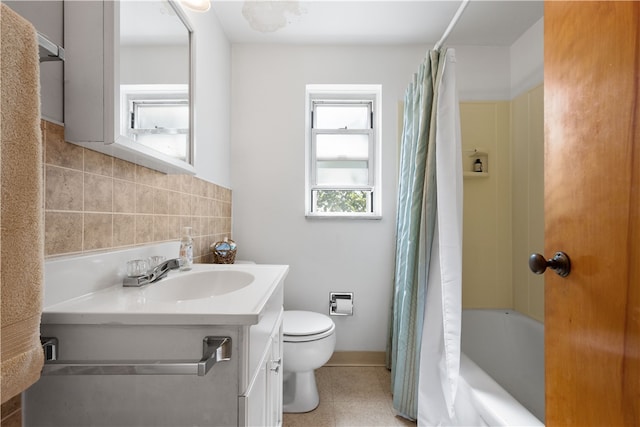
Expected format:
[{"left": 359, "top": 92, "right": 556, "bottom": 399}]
[{"left": 388, "top": 48, "right": 463, "bottom": 424}]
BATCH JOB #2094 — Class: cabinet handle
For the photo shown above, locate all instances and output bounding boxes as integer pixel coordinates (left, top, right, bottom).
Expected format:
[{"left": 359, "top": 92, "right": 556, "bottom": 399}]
[
  {"left": 41, "top": 336, "right": 232, "bottom": 377},
  {"left": 270, "top": 358, "right": 282, "bottom": 373}
]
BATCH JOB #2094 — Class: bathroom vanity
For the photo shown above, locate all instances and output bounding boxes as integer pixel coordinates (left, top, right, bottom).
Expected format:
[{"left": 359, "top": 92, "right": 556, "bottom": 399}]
[{"left": 24, "top": 244, "right": 287, "bottom": 427}]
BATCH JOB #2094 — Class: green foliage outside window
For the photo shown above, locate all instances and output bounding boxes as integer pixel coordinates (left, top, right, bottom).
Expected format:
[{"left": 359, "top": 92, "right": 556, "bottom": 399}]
[{"left": 315, "top": 190, "right": 367, "bottom": 213}]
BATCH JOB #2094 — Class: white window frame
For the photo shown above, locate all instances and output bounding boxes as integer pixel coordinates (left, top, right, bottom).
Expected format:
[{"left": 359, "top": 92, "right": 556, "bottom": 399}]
[
  {"left": 119, "top": 84, "right": 190, "bottom": 161},
  {"left": 305, "top": 84, "right": 382, "bottom": 219}
]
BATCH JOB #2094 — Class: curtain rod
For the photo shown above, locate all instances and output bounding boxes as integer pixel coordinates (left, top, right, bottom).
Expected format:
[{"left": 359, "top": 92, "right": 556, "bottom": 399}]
[
  {"left": 38, "top": 32, "right": 64, "bottom": 62},
  {"left": 433, "top": 0, "right": 471, "bottom": 51}
]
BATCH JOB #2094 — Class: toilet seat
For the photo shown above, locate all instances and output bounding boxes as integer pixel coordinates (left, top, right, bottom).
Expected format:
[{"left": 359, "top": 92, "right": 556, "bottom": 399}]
[{"left": 283, "top": 310, "right": 335, "bottom": 343}]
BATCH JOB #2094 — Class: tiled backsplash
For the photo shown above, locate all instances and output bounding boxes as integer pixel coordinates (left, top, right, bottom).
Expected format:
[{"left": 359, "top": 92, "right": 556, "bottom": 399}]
[{"left": 42, "top": 120, "right": 232, "bottom": 262}]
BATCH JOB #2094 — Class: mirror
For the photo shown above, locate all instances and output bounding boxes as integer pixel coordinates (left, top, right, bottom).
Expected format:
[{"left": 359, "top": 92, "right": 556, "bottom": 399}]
[
  {"left": 119, "top": 0, "right": 192, "bottom": 164},
  {"left": 63, "top": 0, "right": 195, "bottom": 175}
]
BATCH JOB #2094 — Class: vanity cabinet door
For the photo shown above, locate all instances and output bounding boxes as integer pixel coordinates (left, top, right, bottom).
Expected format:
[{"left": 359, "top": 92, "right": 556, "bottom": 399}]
[
  {"left": 242, "top": 309, "right": 283, "bottom": 426},
  {"left": 267, "top": 320, "right": 283, "bottom": 427},
  {"left": 244, "top": 358, "right": 268, "bottom": 426}
]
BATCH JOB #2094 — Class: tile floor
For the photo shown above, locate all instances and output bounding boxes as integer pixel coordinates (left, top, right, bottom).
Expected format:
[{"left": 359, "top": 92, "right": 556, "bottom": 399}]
[{"left": 283, "top": 366, "right": 417, "bottom": 427}]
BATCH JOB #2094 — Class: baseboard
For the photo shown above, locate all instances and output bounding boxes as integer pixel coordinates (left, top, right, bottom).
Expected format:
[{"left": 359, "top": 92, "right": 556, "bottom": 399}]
[{"left": 325, "top": 351, "right": 386, "bottom": 367}]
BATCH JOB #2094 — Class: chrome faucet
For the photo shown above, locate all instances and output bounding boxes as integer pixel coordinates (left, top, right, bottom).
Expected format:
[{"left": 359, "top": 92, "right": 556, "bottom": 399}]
[{"left": 123, "top": 258, "right": 183, "bottom": 287}]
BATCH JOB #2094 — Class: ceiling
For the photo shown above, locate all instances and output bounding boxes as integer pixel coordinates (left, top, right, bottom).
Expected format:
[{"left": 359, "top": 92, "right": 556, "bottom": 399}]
[{"left": 211, "top": 1, "right": 544, "bottom": 46}]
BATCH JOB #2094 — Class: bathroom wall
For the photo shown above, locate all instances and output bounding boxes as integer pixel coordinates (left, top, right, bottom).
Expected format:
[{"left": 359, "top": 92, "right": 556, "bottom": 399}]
[
  {"left": 459, "top": 90, "right": 543, "bottom": 316},
  {"left": 460, "top": 101, "right": 513, "bottom": 309},
  {"left": 3, "top": 0, "right": 232, "bottom": 187},
  {"left": 511, "top": 18, "right": 544, "bottom": 322},
  {"left": 230, "top": 44, "right": 513, "bottom": 352},
  {"left": 460, "top": 19, "right": 543, "bottom": 317},
  {"left": 510, "top": 18, "right": 544, "bottom": 99},
  {"left": 42, "top": 120, "right": 232, "bottom": 260},
  {"left": 1, "top": 1, "right": 236, "bottom": 260},
  {"left": 511, "top": 85, "right": 544, "bottom": 322},
  {"left": 120, "top": 46, "right": 187, "bottom": 85}
]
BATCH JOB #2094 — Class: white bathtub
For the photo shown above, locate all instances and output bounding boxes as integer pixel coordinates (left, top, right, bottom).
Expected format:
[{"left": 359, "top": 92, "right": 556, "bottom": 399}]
[{"left": 454, "top": 309, "right": 544, "bottom": 426}]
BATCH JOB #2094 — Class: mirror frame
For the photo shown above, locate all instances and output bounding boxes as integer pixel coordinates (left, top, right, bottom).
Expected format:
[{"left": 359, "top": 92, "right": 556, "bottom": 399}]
[{"left": 64, "top": 0, "right": 196, "bottom": 175}]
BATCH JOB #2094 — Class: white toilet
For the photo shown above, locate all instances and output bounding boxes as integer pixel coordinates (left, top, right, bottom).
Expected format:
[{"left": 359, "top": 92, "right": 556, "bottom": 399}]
[{"left": 282, "top": 310, "right": 336, "bottom": 413}]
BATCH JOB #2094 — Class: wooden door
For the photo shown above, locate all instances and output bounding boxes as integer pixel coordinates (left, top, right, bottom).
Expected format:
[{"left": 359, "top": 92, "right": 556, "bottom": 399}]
[{"left": 544, "top": 2, "right": 640, "bottom": 426}]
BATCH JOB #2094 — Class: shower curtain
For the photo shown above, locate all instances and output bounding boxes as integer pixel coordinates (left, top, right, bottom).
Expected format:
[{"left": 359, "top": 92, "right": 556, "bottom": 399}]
[{"left": 389, "top": 48, "right": 462, "bottom": 425}]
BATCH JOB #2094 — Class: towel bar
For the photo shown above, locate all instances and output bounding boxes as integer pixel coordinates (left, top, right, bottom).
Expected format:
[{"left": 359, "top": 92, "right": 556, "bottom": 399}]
[
  {"left": 38, "top": 32, "right": 64, "bottom": 62},
  {"left": 41, "top": 336, "right": 231, "bottom": 376}
]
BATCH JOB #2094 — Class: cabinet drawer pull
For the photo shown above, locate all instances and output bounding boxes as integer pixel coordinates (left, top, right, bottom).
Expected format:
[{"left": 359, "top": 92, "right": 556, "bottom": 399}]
[{"left": 41, "top": 336, "right": 231, "bottom": 377}]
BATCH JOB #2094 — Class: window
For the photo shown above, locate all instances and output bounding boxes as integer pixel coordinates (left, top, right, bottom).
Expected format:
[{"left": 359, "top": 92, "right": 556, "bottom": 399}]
[
  {"left": 120, "top": 84, "right": 189, "bottom": 161},
  {"left": 305, "top": 85, "right": 382, "bottom": 218}
]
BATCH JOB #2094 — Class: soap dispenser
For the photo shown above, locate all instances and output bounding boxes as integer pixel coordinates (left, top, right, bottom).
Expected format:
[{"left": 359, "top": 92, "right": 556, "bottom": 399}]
[
  {"left": 179, "top": 226, "right": 193, "bottom": 271},
  {"left": 473, "top": 158, "right": 483, "bottom": 172}
]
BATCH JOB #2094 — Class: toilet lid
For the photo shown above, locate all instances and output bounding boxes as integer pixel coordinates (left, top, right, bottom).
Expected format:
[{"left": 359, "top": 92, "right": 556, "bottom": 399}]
[{"left": 283, "top": 310, "right": 334, "bottom": 336}]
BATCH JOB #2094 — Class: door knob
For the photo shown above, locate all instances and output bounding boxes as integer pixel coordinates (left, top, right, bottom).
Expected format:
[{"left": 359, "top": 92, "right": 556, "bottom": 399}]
[{"left": 529, "top": 252, "right": 571, "bottom": 277}]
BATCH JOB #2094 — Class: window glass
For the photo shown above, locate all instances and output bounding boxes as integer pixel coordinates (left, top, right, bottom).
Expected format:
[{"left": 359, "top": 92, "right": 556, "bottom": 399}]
[
  {"left": 128, "top": 100, "right": 189, "bottom": 160},
  {"left": 316, "top": 160, "right": 369, "bottom": 186},
  {"left": 315, "top": 104, "right": 369, "bottom": 129},
  {"left": 312, "top": 190, "right": 369, "bottom": 213},
  {"left": 135, "top": 102, "right": 188, "bottom": 130},
  {"left": 316, "top": 134, "right": 369, "bottom": 159}
]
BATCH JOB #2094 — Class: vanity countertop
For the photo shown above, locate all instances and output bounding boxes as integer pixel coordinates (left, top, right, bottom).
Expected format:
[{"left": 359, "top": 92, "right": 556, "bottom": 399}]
[{"left": 42, "top": 263, "right": 289, "bottom": 326}]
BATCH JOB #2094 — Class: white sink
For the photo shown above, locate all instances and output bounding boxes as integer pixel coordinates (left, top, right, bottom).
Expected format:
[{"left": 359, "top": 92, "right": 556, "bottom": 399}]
[
  {"left": 42, "top": 262, "right": 288, "bottom": 325},
  {"left": 144, "top": 270, "right": 255, "bottom": 301}
]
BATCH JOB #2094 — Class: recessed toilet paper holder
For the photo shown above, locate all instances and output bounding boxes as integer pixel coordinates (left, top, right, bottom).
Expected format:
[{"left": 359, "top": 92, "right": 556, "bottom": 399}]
[{"left": 329, "top": 292, "right": 354, "bottom": 316}]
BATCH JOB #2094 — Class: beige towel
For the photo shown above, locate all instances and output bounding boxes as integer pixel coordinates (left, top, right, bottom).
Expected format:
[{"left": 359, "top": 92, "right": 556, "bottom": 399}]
[{"left": 0, "top": 3, "right": 44, "bottom": 404}]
